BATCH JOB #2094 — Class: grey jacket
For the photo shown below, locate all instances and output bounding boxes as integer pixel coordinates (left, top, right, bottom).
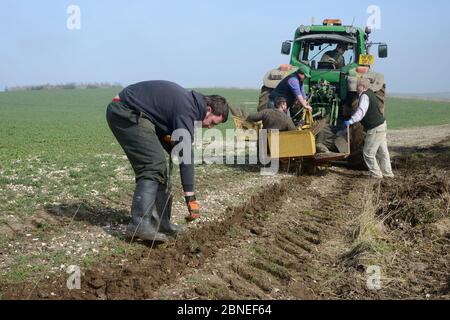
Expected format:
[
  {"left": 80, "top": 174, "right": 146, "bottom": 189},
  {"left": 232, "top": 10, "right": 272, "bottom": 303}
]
[{"left": 246, "top": 109, "right": 296, "bottom": 131}]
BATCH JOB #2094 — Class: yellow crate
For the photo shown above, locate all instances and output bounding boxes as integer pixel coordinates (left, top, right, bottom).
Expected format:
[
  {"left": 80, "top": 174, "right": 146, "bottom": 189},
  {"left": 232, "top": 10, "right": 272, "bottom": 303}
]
[{"left": 268, "top": 130, "right": 316, "bottom": 159}]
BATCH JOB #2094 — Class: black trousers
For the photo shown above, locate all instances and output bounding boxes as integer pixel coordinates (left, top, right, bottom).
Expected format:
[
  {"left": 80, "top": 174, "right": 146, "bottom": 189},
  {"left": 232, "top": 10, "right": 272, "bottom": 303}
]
[{"left": 106, "top": 101, "right": 167, "bottom": 184}]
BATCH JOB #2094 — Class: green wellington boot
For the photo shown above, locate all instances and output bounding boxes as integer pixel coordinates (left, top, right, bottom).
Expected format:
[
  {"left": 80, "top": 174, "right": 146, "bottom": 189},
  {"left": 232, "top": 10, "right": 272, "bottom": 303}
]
[
  {"left": 126, "top": 179, "right": 168, "bottom": 243},
  {"left": 152, "top": 184, "right": 184, "bottom": 237}
]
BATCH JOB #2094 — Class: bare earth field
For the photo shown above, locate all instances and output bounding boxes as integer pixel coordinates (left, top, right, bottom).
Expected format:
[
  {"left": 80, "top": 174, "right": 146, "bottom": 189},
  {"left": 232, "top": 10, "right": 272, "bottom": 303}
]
[
  {"left": 388, "top": 124, "right": 450, "bottom": 149},
  {"left": 1, "top": 125, "right": 449, "bottom": 300}
]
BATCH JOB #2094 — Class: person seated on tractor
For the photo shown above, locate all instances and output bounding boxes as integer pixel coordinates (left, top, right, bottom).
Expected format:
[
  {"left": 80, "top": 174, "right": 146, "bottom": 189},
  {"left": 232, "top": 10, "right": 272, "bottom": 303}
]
[
  {"left": 268, "top": 66, "right": 313, "bottom": 116},
  {"left": 315, "top": 122, "right": 351, "bottom": 154},
  {"left": 246, "top": 97, "right": 296, "bottom": 131},
  {"left": 320, "top": 43, "right": 347, "bottom": 69},
  {"left": 316, "top": 124, "right": 338, "bottom": 154}
]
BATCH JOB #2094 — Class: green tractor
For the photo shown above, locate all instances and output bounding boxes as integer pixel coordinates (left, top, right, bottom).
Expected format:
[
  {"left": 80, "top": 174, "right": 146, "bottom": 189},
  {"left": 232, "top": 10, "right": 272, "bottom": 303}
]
[{"left": 259, "top": 19, "right": 388, "bottom": 167}]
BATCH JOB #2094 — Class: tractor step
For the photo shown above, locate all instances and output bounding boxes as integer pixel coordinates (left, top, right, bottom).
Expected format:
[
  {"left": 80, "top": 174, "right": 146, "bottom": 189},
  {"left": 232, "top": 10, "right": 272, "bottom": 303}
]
[{"left": 314, "top": 152, "right": 349, "bottom": 164}]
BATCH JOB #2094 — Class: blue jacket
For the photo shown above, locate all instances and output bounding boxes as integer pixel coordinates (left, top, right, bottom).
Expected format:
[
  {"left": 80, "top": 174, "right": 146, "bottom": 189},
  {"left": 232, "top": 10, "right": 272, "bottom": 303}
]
[{"left": 269, "top": 74, "right": 306, "bottom": 109}]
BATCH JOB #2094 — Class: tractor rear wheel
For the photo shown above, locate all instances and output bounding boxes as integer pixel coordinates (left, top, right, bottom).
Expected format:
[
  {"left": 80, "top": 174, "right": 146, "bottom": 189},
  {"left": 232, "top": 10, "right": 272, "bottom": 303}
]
[
  {"left": 376, "top": 84, "right": 386, "bottom": 115},
  {"left": 258, "top": 86, "right": 272, "bottom": 111}
]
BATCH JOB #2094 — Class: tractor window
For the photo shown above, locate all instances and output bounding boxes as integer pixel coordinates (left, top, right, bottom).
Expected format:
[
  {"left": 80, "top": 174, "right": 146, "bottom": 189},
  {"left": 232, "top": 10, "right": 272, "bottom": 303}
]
[{"left": 299, "top": 42, "right": 356, "bottom": 70}]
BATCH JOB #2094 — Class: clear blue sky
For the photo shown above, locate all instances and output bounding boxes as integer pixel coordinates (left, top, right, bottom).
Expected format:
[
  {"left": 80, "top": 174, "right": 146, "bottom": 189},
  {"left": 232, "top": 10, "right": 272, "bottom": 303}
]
[{"left": 1, "top": 0, "right": 449, "bottom": 93}]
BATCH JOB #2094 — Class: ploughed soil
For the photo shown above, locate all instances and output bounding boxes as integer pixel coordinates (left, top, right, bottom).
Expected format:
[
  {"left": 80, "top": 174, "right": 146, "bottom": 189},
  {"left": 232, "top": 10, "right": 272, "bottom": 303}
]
[{"left": 1, "top": 138, "right": 449, "bottom": 300}]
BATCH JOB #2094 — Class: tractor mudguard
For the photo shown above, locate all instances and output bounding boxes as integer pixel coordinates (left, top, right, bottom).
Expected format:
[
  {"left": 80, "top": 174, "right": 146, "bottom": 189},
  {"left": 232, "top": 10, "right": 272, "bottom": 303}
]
[
  {"left": 263, "top": 65, "right": 298, "bottom": 89},
  {"left": 347, "top": 71, "right": 385, "bottom": 92}
]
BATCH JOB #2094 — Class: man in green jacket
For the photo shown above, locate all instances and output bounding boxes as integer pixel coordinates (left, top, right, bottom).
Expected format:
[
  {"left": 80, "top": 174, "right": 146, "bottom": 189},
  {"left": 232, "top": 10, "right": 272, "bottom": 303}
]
[
  {"left": 246, "top": 97, "right": 297, "bottom": 131},
  {"left": 321, "top": 43, "right": 347, "bottom": 69}
]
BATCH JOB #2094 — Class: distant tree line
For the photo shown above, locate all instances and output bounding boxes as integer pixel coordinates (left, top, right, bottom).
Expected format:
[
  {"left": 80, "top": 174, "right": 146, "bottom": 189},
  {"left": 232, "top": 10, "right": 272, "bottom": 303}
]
[{"left": 5, "top": 82, "right": 122, "bottom": 92}]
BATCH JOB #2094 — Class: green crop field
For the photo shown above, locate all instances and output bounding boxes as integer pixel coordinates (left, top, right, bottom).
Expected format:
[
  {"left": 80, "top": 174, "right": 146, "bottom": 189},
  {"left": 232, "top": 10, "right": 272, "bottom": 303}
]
[
  {"left": 1, "top": 87, "right": 450, "bottom": 221},
  {"left": 383, "top": 97, "right": 450, "bottom": 129}
]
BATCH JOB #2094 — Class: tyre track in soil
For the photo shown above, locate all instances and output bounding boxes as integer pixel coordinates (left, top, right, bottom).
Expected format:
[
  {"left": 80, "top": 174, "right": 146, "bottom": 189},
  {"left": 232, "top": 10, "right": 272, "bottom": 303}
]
[
  {"left": 154, "top": 171, "right": 365, "bottom": 299},
  {"left": 2, "top": 170, "right": 365, "bottom": 300}
]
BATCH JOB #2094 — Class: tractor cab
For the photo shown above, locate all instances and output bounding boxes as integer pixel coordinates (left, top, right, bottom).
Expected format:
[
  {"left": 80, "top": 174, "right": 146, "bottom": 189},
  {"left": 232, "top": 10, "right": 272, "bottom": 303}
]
[
  {"left": 281, "top": 19, "right": 388, "bottom": 72},
  {"left": 299, "top": 36, "right": 356, "bottom": 71}
]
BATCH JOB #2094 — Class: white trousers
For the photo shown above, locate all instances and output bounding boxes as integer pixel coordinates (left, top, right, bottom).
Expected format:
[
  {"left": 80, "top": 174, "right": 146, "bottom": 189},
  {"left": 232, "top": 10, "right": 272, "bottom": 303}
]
[{"left": 363, "top": 122, "right": 394, "bottom": 178}]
